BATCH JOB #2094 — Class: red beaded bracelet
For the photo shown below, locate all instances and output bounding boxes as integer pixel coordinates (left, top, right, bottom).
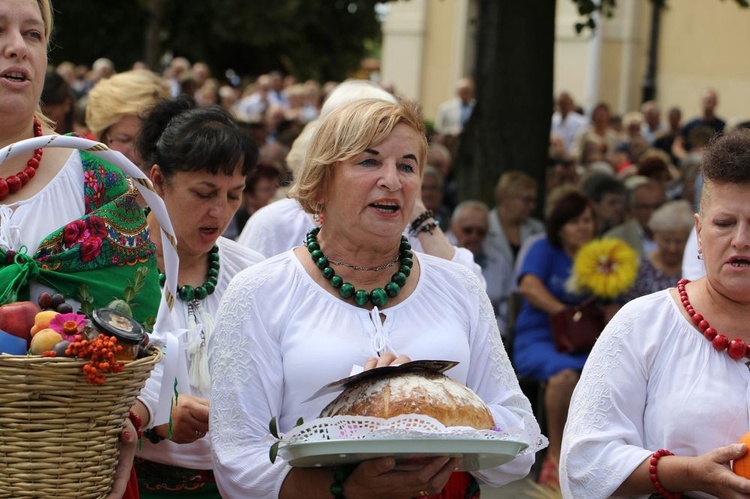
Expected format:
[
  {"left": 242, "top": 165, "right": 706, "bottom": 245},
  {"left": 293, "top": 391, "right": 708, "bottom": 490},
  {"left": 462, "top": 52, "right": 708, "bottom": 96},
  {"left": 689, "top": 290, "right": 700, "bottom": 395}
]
[{"left": 649, "top": 449, "right": 681, "bottom": 499}]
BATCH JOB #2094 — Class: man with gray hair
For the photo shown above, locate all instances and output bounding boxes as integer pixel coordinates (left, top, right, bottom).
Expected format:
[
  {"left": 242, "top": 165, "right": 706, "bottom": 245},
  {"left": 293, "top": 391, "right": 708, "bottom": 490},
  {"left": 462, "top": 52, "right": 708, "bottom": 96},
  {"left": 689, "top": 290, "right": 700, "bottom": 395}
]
[{"left": 449, "top": 200, "right": 514, "bottom": 337}]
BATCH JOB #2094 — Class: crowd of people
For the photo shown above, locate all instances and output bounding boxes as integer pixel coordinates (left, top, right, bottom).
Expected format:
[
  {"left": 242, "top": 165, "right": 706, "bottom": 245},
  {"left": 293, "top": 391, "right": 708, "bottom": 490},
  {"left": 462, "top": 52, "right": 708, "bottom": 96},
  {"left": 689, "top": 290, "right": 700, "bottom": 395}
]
[{"left": 5, "top": 1, "right": 750, "bottom": 497}]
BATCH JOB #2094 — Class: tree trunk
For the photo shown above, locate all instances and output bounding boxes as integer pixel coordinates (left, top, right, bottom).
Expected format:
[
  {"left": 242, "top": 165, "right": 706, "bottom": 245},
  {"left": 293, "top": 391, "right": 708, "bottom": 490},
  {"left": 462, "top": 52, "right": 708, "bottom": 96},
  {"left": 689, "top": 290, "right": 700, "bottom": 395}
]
[
  {"left": 454, "top": 0, "right": 556, "bottom": 215},
  {"left": 143, "top": 0, "right": 166, "bottom": 71}
]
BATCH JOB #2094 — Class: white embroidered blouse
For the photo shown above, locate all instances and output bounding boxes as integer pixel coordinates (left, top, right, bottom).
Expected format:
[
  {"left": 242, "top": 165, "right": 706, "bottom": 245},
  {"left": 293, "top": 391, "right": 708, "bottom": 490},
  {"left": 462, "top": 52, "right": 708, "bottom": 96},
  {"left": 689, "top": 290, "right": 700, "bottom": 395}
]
[
  {"left": 561, "top": 289, "right": 749, "bottom": 499},
  {"left": 136, "top": 236, "right": 264, "bottom": 470},
  {"left": 208, "top": 250, "right": 544, "bottom": 498}
]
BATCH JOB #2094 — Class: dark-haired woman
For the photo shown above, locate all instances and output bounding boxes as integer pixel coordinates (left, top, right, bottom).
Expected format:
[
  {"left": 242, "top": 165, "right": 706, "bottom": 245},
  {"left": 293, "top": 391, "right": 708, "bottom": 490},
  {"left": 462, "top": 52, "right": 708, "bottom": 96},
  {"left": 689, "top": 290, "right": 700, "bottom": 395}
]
[
  {"left": 512, "top": 186, "right": 597, "bottom": 488},
  {"left": 131, "top": 96, "right": 264, "bottom": 497}
]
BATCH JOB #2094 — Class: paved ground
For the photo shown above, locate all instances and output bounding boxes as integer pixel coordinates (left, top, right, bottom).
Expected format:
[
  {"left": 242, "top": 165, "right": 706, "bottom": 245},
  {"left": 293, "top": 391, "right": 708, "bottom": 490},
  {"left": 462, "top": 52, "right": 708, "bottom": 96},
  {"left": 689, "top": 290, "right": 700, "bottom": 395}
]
[
  {"left": 481, "top": 480, "right": 559, "bottom": 498},
  {"left": 480, "top": 470, "right": 562, "bottom": 498}
]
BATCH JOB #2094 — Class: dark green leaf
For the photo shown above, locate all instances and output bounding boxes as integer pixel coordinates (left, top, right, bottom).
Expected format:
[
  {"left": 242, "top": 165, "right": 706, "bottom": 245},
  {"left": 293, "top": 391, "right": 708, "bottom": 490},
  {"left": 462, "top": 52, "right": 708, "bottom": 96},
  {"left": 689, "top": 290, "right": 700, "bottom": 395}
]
[
  {"left": 295, "top": 417, "right": 304, "bottom": 427},
  {"left": 577, "top": 0, "right": 595, "bottom": 15},
  {"left": 269, "top": 416, "right": 279, "bottom": 439},
  {"left": 269, "top": 441, "right": 279, "bottom": 463}
]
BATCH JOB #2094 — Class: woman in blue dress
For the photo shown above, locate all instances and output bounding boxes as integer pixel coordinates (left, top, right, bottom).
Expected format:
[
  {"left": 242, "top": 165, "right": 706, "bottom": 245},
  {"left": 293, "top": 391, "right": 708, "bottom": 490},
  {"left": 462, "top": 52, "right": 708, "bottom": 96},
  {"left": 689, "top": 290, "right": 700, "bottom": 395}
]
[{"left": 513, "top": 187, "right": 596, "bottom": 488}]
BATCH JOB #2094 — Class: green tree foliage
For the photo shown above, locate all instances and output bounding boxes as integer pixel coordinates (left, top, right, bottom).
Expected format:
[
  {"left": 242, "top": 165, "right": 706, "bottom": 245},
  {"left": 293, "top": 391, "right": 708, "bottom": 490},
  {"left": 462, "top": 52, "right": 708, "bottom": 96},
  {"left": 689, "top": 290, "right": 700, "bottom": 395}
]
[
  {"left": 572, "top": 0, "right": 749, "bottom": 33},
  {"left": 49, "top": 0, "right": 382, "bottom": 80}
]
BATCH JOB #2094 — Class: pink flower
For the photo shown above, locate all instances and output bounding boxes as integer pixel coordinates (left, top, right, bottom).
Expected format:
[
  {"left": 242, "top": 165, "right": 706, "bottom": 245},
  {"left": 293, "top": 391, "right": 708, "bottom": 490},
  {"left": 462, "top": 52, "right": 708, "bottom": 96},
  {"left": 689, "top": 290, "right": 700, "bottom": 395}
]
[
  {"left": 50, "top": 313, "right": 87, "bottom": 341},
  {"left": 84, "top": 170, "right": 99, "bottom": 188}
]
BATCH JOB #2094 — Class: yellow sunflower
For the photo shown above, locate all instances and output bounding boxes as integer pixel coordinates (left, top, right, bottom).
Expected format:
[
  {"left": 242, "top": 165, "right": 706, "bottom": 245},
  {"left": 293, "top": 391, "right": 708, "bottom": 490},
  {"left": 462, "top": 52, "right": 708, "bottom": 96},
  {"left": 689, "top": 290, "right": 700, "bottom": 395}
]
[{"left": 566, "top": 238, "right": 639, "bottom": 299}]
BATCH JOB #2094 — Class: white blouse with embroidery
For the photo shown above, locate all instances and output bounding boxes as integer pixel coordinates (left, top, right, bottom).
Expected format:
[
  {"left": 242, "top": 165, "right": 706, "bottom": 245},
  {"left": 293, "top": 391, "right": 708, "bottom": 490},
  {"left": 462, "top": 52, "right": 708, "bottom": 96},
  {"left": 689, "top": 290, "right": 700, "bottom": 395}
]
[
  {"left": 136, "top": 236, "right": 264, "bottom": 470},
  {"left": 208, "top": 250, "right": 543, "bottom": 499},
  {"left": 561, "top": 289, "right": 749, "bottom": 499}
]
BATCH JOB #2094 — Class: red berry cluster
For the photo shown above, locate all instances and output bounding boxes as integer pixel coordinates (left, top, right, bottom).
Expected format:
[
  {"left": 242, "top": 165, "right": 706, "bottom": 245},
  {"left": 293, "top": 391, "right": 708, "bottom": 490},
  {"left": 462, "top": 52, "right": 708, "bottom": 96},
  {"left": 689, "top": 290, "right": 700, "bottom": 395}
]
[{"left": 65, "top": 333, "right": 125, "bottom": 385}]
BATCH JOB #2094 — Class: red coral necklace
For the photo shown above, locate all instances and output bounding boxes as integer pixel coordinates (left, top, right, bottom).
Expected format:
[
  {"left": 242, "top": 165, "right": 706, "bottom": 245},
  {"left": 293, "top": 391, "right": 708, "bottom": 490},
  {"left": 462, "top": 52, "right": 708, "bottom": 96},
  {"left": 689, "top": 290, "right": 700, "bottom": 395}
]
[
  {"left": 0, "top": 118, "right": 43, "bottom": 201},
  {"left": 677, "top": 278, "right": 750, "bottom": 360}
]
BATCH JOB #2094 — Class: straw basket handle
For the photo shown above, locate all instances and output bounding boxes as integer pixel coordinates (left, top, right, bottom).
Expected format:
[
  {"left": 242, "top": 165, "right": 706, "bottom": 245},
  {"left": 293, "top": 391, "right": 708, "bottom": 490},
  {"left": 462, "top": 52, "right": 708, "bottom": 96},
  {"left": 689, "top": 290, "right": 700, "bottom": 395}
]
[{"left": 0, "top": 135, "right": 179, "bottom": 330}]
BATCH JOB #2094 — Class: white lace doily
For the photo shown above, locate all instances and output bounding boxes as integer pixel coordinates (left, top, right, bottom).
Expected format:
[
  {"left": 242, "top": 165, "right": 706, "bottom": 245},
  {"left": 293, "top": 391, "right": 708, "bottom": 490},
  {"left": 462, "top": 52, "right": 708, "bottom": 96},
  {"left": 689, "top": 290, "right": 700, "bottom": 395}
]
[{"left": 279, "top": 414, "right": 539, "bottom": 456}]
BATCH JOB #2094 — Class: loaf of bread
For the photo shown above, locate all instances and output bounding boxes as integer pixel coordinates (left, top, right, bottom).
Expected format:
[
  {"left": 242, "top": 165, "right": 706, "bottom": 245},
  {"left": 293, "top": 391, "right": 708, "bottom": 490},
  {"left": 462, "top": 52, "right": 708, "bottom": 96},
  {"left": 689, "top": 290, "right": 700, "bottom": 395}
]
[{"left": 320, "top": 370, "right": 495, "bottom": 429}]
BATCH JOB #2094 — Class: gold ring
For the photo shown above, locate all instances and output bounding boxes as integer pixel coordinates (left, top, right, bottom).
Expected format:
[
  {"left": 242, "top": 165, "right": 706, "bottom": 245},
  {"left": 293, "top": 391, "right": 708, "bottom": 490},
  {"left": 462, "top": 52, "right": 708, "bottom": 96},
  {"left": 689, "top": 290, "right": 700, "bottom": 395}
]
[
  {"left": 195, "top": 430, "right": 203, "bottom": 438},
  {"left": 418, "top": 491, "right": 429, "bottom": 497}
]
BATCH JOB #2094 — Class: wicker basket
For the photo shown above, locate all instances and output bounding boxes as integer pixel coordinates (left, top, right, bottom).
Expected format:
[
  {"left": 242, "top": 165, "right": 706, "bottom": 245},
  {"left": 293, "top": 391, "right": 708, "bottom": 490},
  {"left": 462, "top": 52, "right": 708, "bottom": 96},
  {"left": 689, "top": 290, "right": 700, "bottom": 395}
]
[{"left": 0, "top": 347, "right": 162, "bottom": 498}]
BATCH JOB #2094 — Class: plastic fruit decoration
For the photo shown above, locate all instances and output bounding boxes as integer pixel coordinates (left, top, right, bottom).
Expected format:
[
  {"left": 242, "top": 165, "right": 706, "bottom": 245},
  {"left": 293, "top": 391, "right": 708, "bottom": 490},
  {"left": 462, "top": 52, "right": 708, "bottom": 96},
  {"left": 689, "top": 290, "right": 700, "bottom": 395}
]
[
  {"left": 734, "top": 431, "right": 750, "bottom": 479},
  {"left": 0, "top": 301, "right": 41, "bottom": 347}
]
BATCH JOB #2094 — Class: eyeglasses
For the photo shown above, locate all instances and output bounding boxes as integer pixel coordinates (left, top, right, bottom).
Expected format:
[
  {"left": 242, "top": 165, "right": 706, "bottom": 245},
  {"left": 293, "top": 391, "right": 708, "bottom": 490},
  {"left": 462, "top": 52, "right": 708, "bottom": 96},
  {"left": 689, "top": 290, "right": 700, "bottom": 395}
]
[{"left": 459, "top": 226, "right": 487, "bottom": 236}]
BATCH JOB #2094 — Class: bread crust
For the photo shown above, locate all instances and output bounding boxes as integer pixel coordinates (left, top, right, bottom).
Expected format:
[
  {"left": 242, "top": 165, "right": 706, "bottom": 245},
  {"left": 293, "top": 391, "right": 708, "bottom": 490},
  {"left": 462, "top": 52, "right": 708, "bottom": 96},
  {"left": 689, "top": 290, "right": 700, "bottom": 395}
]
[{"left": 320, "top": 370, "right": 495, "bottom": 429}]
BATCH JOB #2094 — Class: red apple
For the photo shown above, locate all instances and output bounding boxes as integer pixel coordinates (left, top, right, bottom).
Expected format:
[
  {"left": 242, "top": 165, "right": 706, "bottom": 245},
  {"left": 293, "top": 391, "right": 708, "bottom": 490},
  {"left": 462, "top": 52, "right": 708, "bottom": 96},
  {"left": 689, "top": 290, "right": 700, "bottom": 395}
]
[{"left": 0, "top": 301, "right": 42, "bottom": 347}]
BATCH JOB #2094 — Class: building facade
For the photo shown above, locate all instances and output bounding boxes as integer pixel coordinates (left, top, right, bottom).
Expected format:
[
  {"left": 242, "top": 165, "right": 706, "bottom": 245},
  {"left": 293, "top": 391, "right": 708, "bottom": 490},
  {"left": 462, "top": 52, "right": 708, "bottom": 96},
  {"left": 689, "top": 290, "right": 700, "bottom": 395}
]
[{"left": 381, "top": 0, "right": 750, "bottom": 127}]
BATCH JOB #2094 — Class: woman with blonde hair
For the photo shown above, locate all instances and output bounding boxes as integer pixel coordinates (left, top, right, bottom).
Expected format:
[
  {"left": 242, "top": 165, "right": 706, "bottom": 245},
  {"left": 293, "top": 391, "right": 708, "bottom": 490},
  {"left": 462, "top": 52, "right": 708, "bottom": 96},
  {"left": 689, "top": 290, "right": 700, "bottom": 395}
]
[
  {"left": 86, "top": 69, "right": 170, "bottom": 167},
  {"left": 0, "top": 1, "right": 163, "bottom": 496},
  {"left": 486, "top": 170, "right": 545, "bottom": 268},
  {"left": 209, "top": 98, "right": 544, "bottom": 498}
]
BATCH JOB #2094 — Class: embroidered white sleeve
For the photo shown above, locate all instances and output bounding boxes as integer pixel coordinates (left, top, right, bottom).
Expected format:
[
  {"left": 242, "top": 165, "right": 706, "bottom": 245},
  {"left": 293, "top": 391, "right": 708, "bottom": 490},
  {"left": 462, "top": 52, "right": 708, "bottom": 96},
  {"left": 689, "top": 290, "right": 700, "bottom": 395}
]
[
  {"left": 208, "top": 268, "right": 290, "bottom": 499},
  {"left": 560, "top": 304, "right": 652, "bottom": 498},
  {"left": 449, "top": 266, "right": 547, "bottom": 486}
]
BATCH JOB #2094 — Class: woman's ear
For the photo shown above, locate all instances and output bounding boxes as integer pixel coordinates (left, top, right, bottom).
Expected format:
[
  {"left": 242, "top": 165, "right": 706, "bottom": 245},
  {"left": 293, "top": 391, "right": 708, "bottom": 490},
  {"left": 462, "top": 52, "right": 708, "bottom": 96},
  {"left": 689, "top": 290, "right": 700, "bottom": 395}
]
[
  {"left": 694, "top": 213, "right": 702, "bottom": 256},
  {"left": 150, "top": 164, "right": 165, "bottom": 196},
  {"left": 312, "top": 187, "right": 325, "bottom": 211}
]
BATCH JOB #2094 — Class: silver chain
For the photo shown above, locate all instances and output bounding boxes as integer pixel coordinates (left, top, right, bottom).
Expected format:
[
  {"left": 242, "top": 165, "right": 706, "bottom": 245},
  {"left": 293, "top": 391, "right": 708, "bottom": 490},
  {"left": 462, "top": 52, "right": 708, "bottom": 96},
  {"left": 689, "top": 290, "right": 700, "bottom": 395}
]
[{"left": 327, "top": 256, "right": 399, "bottom": 272}]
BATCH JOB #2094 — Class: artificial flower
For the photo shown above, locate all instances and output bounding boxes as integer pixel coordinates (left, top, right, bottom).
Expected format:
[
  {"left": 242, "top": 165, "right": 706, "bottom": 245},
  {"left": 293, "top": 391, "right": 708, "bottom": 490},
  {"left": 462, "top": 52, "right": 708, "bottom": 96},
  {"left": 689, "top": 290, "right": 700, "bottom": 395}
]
[
  {"left": 49, "top": 313, "right": 88, "bottom": 341},
  {"left": 62, "top": 219, "right": 89, "bottom": 247},
  {"left": 566, "top": 238, "right": 639, "bottom": 299},
  {"left": 87, "top": 216, "right": 108, "bottom": 239},
  {"left": 80, "top": 236, "right": 104, "bottom": 263}
]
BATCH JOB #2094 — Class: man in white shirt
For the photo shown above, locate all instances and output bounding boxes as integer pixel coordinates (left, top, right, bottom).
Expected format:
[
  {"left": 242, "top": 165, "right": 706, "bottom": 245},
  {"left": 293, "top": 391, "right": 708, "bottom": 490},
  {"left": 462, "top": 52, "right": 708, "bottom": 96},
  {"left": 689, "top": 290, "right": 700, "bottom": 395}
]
[
  {"left": 550, "top": 91, "right": 588, "bottom": 156},
  {"left": 435, "top": 77, "right": 475, "bottom": 136}
]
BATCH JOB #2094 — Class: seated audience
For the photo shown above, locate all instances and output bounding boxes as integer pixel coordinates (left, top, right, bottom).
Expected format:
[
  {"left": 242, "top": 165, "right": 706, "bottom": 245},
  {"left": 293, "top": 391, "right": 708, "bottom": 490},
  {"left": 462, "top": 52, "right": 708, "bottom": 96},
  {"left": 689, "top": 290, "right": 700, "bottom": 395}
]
[
  {"left": 605, "top": 178, "right": 666, "bottom": 256},
  {"left": 449, "top": 200, "right": 514, "bottom": 336},
  {"left": 421, "top": 165, "right": 452, "bottom": 231},
  {"left": 486, "top": 171, "right": 545, "bottom": 269},
  {"left": 224, "top": 163, "right": 281, "bottom": 240},
  {"left": 581, "top": 172, "right": 626, "bottom": 236},
  {"left": 623, "top": 200, "right": 693, "bottom": 301},
  {"left": 513, "top": 188, "right": 599, "bottom": 488}
]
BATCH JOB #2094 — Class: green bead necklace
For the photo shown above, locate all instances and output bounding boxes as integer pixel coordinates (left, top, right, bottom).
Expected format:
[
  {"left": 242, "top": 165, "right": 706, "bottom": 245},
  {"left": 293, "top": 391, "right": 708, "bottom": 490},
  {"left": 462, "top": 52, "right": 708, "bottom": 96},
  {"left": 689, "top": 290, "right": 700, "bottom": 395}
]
[
  {"left": 159, "top": 244, "right": 220, "bottom": 301},
  {"left": 306, "top": 227, "right": 414, "bottom": 308}
]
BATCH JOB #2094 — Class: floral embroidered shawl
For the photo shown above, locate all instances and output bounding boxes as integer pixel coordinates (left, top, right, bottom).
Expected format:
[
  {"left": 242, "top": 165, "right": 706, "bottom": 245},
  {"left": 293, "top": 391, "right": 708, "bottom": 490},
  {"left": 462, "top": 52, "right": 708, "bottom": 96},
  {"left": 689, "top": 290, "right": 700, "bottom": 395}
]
[{"left": 0, "top": 150, "right": 160, "bottom": 325}]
